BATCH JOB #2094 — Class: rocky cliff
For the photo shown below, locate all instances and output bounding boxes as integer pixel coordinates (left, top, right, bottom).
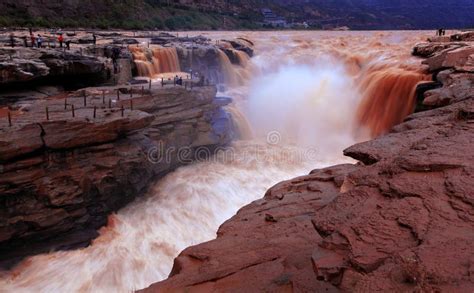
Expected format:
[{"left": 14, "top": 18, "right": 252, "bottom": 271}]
[
  {"left": 142, "top": 37, "right": 474, "bottom": 292},
  {"left": 0, "top": 83, "right": 233, "bottom": 268},
  {"left": 0, "top": 47, "right": 110, "bottom": 87}
]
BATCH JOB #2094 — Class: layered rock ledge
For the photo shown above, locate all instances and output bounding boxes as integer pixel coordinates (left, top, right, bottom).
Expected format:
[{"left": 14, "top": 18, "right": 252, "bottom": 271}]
[
  {"left": 0, "top": 47, "right": 111, "bottom": 87},
  {"left": 0, "top": 83, "right": 233, "bottom": 268},
  {"left": 143, "top": 39, "right": 474, "bottom": 291}
]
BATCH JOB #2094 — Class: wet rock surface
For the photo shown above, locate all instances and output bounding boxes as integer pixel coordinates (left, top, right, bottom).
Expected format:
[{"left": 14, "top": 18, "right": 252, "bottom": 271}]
[
  {"left": 143, "top": 39, "right": 474, "bottom": 292},
  {"left": 0, "top": 84, "right": 233, "bottom": 268}
]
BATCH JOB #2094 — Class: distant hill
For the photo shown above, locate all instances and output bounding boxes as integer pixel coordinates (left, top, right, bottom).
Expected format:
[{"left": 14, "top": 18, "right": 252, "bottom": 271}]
[{"left": 0, "top": 0, "right": 473, "bottom": 30}]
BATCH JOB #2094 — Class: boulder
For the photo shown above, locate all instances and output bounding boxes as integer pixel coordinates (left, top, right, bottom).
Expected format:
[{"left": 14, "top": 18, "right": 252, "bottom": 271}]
[
  {"left": 423, "top": 71, "right": 474, "bottom": 107},
  {"left": 422, "top": 45, "right": 474, "bottom": 71},
  {"left": 412, "top": 42, "right": 466, "bottom": 58}
]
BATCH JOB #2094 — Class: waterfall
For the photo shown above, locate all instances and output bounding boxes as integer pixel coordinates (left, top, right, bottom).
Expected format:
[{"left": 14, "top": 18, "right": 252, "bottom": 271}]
[
  {"left": 152, "top": 47, "right": 181, "bottom": 74},
  {"left": 225, "top": 104, "right": 254, "bottom": 140},
  {"left": 234, "top": 50, "right": 250, "bottom": 67},
  {"left": 0, "top": 31, "right": 431, "bottom": 293},
  {"left": 217, "top": 49, "right": 239, "bottom": 86},
  {"left": 356, "top": 65, "right": 429, "bottom": 137},
  {"left": 130, "top": 46, "right": 181, "bottom": 78}
]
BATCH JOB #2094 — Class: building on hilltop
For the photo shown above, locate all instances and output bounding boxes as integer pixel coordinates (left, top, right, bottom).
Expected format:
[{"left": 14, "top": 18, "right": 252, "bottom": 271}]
[{"left": 261, "top": 8, "right": 287, "bottom": 28}]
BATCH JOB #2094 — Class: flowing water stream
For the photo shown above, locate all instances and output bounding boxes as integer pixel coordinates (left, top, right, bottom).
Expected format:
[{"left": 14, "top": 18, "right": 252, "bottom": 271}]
[{"left": 0, "top": 31, "right": 430, "bottom": 292}]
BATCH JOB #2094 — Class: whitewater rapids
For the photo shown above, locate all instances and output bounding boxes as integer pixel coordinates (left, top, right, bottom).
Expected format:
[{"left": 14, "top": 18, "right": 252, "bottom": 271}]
[{"left": 0, "top": 31, "right": 429, "bottom": 292}]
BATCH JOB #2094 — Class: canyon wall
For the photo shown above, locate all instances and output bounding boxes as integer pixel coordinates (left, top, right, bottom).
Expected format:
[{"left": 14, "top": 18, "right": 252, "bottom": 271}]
[
  {"left": 142, "top": 36, "right": 474, "bottom": 292},
  {"left": 0, "top": 84, "right": 233, "bottom": 268}
]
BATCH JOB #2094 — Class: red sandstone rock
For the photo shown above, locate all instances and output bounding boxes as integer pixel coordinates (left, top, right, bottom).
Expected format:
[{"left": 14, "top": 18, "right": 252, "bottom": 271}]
[
  {"left": 0, "top": 124, "right": 43, "bottom": 161},
  {"left": 422, "top": 45, "right": 474, "bottom": 71},
  {"left": 412, "top": 42, "right": 466, "bottom": 58},
  {"left": 0, "top": 85, "right": 233, "bottom": 267},
  {"left": 41, "top": 112, "right": 153, "bottom": 150}
]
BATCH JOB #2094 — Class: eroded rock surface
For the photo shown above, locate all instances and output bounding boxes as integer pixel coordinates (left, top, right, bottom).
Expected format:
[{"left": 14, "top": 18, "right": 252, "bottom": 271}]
[
  {"left": 143, "top": 38, "right": 474, "bottom": 292},
  {"left": 0, "top": 84, "right": 233, "bottom": 267},
  {"left": 0, "top": 47, "right": 109, "bottom": 86}
]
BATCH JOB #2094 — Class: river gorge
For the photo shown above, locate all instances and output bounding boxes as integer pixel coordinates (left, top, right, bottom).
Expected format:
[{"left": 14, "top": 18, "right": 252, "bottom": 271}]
[{"left": 0, "top": 30, "right": 473, "bottom": 292}]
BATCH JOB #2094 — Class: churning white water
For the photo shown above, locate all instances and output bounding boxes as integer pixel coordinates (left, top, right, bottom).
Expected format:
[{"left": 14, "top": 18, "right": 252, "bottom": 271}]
[
  {"left": 247, "top": 63, "right": 360, "bottom": 155},
  {"left": 0, "top": 31, "right": 427, "bottom": 292}
]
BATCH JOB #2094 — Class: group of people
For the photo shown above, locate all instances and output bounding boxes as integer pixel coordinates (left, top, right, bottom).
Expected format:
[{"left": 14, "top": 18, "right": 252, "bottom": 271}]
[
  {"left": 171, "top": 72, "right": 209, "bottom": 87},
  {"left": 8, "top": 32, "right": 70, "bottom": 49},
  {"left": 174, "top": 75, "right": 184, "bottom": 85},
  {"left": 28, "top": 33, "right": 43, "bottom": 48},
  {"left": 7, "top": 28, "right": 99, "bottom": 50},
  {"left": 437, "top": 29, "right": 447, "bottom": 36},
  {"left": 28, "top": 30, "right": 71, "bottom": 49}
]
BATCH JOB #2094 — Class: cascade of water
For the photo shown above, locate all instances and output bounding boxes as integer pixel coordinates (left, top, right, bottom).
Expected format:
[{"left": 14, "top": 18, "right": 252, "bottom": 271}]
[
  {"left": 356, "top": 65, "right": 429, "bottom": 136},
  {"left": 217, "top": 49, "right": 239, "bottom": 86},
  {"left": 225, "top": 104, "right": 254, "bottom": 140},
  {"left": 152, "top": 47, "right": 181, "bottom": 73},
  {"left": 0, "top": 31, "right": 431, "bottom": 293},
  {"left": 130, "top": 47, "right": 181, "bottom": 78}
]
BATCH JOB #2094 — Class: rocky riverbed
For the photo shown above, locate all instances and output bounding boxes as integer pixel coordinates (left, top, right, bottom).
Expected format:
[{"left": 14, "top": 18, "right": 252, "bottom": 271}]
[{"left": 143, "top": 32, "right": 474, "bottom": 292}]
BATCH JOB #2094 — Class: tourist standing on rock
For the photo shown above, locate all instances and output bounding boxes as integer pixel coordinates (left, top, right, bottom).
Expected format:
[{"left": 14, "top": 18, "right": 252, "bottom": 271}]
[
  {"left": 37, "top": 35, "right": 43, "bottom": 48},
  {"left": 58, "top": 34, "right": 64, "bottom": 48},
  {"left": 22, "top": 36, "right": 28, "bottom": 47},
  {"left": 93, "top": 33, "right": 97, "bottom": 45},
  {"left": 9, "top": 33, "right": 15, "bottom": 47},
  {"left": 65, "top": 39, "right": 71, "bottom": 50}
]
